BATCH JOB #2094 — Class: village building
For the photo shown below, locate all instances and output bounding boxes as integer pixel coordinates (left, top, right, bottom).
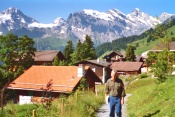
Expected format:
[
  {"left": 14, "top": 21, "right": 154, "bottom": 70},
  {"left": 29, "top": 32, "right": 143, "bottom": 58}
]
[
  {"left": 110, "top": 62, "right": 143, "bottom": 75},
  {"left": 14, "top": 50, "right": 66, "bottom": 66},
  {"left": 74, "top": 59, "right": 111, "bottom": 83},
  {"left": 33, "top": 50, "right": 66, "bottom": 65},
  {"left": 141, "top": 41, "right": 175, "bottom": 73},
  {"left": 7, "top": 65, "right": 101, "bottom": 104},
  {"left": 103, "top": 51, "right": 124, "bottom": 62}
]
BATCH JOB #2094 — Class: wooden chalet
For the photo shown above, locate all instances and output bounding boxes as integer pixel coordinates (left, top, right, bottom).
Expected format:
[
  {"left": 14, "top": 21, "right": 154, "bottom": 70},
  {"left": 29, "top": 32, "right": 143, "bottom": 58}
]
[
  {"left": 140, "top": 41, "right": 175, "bottom": 74},
  {"left": 14, "top": 50, "right": 66, "bottom": 66},
  {"left": 103, "top": 51, "right": 124, "bottom": 62},
  {"left": 110, "top": 62, "right": 143, "bottom": 75},
  {"left": 34, "top": 50, "right": 66, "bottom": 65},
  {"left": 7, "top": 65, "right": 101, "bottom": 104},
  {"left": 74, "top": 59, "right": 111, "bottom": 83}
]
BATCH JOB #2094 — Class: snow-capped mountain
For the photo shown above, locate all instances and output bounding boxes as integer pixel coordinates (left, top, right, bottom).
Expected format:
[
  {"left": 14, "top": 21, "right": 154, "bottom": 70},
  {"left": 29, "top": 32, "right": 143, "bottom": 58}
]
[
  {"left": 158, "top": 12, "right": 174, "bottom": 22},
  {"left": 127, "top": 8, "right": 161, "bottom": 31},
  {"left": 0, "top": 7, "right": 38, "bottom": 33},
  {"left": 0, "top": 7, "right": 174, "bottom": 45}
]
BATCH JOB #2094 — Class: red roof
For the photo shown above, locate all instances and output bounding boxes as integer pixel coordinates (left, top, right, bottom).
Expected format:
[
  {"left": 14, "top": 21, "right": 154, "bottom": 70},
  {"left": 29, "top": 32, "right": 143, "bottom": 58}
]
[{"left": 7, "top": 66, "right": 88, "bottom": 93}]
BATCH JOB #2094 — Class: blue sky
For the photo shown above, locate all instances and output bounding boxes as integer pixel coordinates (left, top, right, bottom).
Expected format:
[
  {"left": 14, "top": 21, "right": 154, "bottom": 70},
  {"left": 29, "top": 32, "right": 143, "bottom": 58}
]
[{"left": 0, "top": 0, "right": 174, "bottom": 23}]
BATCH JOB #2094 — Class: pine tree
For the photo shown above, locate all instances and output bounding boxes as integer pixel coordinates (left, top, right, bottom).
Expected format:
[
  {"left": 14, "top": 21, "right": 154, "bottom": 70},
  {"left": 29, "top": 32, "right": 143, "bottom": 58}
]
[
  {"left": 81, "top": 35, "right": 97, "bottom": 60},
  {"left": 63, "top": 40, "right": 74, "bottom": 65},
  {"left": 125, "top": 45, "right": 135, "bottom": 61},
  {"left": 71, "top": 39, "right": 83, "bottom": 64}
]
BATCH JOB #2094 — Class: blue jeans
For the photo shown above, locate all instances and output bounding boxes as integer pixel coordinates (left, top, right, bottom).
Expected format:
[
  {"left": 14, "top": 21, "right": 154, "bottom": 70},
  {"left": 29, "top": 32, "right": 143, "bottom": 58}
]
[{"left": 109, "top": 96, "right": 122, "bottom": 117}]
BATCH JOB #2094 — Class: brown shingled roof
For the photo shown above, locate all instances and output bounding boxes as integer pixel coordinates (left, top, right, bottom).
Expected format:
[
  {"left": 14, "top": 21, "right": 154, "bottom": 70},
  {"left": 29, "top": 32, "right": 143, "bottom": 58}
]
[
  {"left": 34, "top": 50, "right": 63, "bottom": 61},
  {"left": 75, "top": 59, "right": 111, "bottom": 67},
  {"left": 110, "top": 62, "right": 143, "bottom": 71},
  {"left": 104, "top": 51, "right": 123, "bottom": 58},
  {"left": 152, "top": 41, "right": 175, "bottom": 50}
]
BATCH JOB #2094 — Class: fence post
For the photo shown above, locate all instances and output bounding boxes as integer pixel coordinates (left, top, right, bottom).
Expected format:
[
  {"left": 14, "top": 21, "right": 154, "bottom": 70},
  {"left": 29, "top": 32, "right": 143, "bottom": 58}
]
[
  {"left": 76, "top": 91, "right": 78, "bottom": 103},
  {"left": 33, "top": 110, "right": 36, "bottom": 117},
  {"left": 95, "top": 88, "right": 98, "bottom": 96},
  {"left": 61, "top": 98, "right": 64, "bottom": 115}
]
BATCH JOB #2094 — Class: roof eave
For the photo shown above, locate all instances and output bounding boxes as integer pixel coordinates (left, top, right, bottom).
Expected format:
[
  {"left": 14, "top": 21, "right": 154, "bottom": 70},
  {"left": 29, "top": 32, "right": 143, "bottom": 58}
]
[{"left": 7, "top": 87, "right": 71, "bottom": 93}]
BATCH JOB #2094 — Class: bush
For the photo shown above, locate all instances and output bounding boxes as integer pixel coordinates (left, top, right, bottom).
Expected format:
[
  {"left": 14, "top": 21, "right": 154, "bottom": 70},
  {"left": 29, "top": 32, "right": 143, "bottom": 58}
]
[{"left": 139, "top": 73, "right": 148, "bottom": 79}]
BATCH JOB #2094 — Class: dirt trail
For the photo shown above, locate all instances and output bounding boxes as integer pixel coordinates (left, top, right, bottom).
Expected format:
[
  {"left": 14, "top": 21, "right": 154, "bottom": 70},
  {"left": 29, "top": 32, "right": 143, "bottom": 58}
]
[{"left": 96, "top": 94, "right": 132, "bottom": 117}]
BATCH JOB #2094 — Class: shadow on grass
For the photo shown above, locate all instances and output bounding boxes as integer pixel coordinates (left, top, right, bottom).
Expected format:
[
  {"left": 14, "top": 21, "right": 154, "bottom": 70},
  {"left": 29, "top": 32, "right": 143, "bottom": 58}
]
[{"left": 143, "top": 110, "right": 160, "bottom": 117}]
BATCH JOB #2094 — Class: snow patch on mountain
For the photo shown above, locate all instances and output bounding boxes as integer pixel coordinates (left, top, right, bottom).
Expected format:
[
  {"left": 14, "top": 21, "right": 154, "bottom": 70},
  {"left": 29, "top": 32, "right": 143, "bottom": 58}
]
[
  {"left": 28, "top": 22, "right": 57, "bottom": 28},
  {"left": 0, "top": 13, "right": 11, "bottom": 23},
  {"left": 83, "top": 9, "right": 114, "bottom": 21}
]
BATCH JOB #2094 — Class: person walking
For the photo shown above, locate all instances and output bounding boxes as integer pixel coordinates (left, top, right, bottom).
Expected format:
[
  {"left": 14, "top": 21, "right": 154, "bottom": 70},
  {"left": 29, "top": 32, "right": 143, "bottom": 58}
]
[{"left": 105, "top": 70, "right": 126, "bottom": 117}]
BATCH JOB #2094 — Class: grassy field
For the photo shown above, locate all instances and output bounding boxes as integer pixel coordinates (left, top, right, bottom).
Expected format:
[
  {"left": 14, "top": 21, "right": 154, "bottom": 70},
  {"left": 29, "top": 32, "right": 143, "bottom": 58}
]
[
  {"left": 0, "top": 86, "right": 105, "bottom": 117},
  {"left": 126, "top": 75, "right": 175, "bottom": 117},
  {"left": 1, "top": 75, "right": 175, "bottom": 117},
  {"left": 130, "top": 24, "right": 175, "bottom": 56},
  {"left": 134, "top": 39, "right": 160, "bottom": 55}
]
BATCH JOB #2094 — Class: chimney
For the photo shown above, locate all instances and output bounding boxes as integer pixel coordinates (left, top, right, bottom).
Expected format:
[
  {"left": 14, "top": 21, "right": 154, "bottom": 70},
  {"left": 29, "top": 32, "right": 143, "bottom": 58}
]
[
  {"left": 77, "top": 64, "right": 84, "bottom": 77},
  {"left": 97, "top": 58, "right": 100, "bottom": 63}
]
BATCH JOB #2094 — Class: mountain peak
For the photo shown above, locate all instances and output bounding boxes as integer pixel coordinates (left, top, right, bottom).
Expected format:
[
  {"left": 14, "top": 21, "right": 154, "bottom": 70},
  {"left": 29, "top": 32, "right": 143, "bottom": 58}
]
[
  {"left": 53, "top": 17, "right": 65, "bottom": 24},
  {"left": 3, "top": 7, "right": 21, "bottom": 14},
  {"left": 158, "top": 12, "right": 174, "bottom": 22},
  {"left": 129, "top": 8, "right": 146, "bottom": 17},
  {"left": 133, "top": 8, "right": 140, "bottom": 12}
]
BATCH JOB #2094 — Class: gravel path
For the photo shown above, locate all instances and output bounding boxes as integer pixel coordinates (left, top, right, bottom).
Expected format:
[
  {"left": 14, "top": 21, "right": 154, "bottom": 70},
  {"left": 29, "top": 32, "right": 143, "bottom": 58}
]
[{"left": 96, "top": 94, "right": 132, "bottom": 117}]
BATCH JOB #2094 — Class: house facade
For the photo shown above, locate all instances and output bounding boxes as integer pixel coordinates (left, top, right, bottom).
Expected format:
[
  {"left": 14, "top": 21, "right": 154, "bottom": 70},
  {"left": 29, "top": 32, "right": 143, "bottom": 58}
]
[
  {"left": 110, "top": 62, "right": 143, "bottom": 75},
  {"left": 74, "top": 59, "right": 111, "bottom": 83},
  {"left": 141, "top": 41, "right": 175, "bottom": 73},
  {"left": 7, "top": 65, "right": 101, "bottom": 104},
  {"left": 34, "top": 50, "right": 66, "bottom": 65},
  {"left": 103, "top": 51, "right": 123, "bottom": 62}
]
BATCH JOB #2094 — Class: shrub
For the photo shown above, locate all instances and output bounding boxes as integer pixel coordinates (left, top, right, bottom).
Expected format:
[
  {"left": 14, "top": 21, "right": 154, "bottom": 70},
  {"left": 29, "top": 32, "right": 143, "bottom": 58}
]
[{"left": 139, "top": 73, "right": 148, "bottom": 79}]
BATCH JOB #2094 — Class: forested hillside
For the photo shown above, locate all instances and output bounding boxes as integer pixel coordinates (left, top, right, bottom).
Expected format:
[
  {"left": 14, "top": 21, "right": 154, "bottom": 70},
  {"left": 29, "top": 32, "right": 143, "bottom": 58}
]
[{"left": 95, "top": 19, "right": 175, "bottom": 57}]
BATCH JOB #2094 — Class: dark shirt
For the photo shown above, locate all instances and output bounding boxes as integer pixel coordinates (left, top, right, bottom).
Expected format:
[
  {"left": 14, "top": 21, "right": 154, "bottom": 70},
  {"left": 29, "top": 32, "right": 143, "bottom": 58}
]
[{"left": 105, "top": 78, "right": 126, "bottom": 97}]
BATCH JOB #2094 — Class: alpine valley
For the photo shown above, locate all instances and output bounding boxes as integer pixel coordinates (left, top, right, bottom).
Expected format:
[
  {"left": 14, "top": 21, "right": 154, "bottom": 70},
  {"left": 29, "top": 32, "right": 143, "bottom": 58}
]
[{"left": 0, "top": 7, "right": 174, "bottom": 48}]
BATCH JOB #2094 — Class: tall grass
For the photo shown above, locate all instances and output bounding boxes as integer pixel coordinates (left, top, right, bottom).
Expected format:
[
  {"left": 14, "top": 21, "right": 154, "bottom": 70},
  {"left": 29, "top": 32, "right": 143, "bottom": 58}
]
[
  {"left": 126, "top": 76, "right": 175, "bottom": 117},
  {"left": 0, "top": 86, "right": 105, "bottom": 117}
]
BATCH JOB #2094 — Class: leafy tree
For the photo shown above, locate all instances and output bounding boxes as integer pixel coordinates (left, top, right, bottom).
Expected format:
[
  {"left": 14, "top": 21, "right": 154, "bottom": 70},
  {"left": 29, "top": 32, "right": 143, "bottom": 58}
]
[
  {"left": 147, "top": 22, "right": 175, "bottom": 83},
  {"left": 52, "top": 56, "right": 59, "bottom": 66},
  {"left": 170, "top": 31, "right": 174, "bottom": 35},
  {"left": 136, "top": 42, "right": 139, "bottom": 47},
  {"left": 58, "top": 60, "right": 67, "bottom": 66},
  {"left": 78, "top": 78, "right": 89, "bottom": 91},
  {"left": 0, "top": 34, "right": 36, "bottom": 88},
  {"left": 17, "top": 35, "right": 35, "bottom": 69},
  {"left": 63, "top": 40, "right": 74, "bottom": 65},
  {"left": 147, "top": 36, "right": 151, "bottom": 43},
  {"left": 149, "top": 50, "right": 175, "bottom": 83},
  {"left": 125, "top": 45, "right": 135, "bottom": 61}
]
